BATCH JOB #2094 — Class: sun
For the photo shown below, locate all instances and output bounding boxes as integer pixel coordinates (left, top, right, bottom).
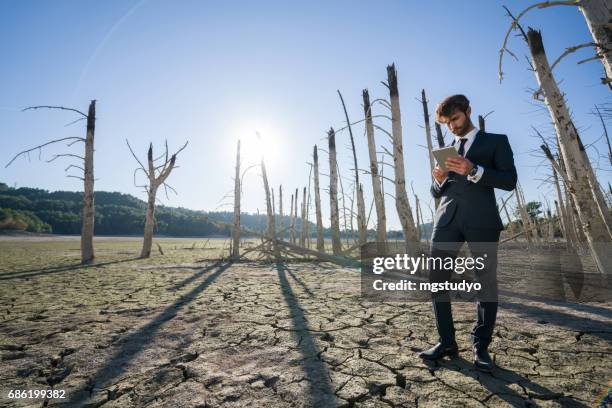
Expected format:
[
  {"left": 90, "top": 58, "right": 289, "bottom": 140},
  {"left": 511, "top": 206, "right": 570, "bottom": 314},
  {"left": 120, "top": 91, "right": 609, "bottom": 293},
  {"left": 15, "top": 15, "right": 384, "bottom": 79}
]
[{"left": 234, "top": 123, "right": 281, "bottom": 167}]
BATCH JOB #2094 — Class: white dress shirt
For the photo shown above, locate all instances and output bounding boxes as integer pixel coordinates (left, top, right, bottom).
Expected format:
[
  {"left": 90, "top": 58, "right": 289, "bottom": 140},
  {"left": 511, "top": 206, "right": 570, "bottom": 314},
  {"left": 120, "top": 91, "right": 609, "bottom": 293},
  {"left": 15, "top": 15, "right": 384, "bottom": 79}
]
[{"left": 435, "top": 127, "right": 484, "bottom": 187}]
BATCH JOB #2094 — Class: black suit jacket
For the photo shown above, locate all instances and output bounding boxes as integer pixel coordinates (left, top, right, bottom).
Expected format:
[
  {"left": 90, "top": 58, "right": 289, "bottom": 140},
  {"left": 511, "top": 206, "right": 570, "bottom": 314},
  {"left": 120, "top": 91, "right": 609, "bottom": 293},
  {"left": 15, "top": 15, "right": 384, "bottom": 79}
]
[{"left": 431, "top": 130, "right": 517, "bottom": 231}]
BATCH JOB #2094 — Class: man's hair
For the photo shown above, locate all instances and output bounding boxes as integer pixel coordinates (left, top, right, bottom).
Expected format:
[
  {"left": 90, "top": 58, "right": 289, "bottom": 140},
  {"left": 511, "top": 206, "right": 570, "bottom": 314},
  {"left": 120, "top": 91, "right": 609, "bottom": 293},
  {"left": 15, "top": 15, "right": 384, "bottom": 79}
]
[{"left": 435, "top": 94, "right": 470, "bottom": 123}]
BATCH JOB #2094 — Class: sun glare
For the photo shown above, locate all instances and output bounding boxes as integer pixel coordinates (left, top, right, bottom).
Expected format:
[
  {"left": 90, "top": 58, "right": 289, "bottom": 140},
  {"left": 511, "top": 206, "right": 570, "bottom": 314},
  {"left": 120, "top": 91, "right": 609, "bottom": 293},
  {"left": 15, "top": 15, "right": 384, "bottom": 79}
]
[{"left": 234, "top": 123, "right": 281, "bottom": 167}]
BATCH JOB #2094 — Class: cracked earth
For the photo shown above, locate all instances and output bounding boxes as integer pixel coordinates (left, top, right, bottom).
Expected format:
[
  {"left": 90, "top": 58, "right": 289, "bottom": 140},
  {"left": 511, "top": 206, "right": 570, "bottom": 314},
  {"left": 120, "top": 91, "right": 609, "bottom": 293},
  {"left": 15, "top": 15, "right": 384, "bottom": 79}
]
[{"left": 0, "top": 237, "right": 610, "bottom": 407}]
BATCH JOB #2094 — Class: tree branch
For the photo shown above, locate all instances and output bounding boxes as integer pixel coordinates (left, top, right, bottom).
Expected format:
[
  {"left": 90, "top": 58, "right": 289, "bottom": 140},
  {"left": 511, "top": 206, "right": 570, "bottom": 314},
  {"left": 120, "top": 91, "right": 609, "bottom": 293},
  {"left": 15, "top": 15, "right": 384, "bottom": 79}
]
[
  {"left": 22, "top": 105, "right": 88, "bottom": 117},
  {"left": 46, "top": 153, "right": 85, "bottom": 163},
  {"left": 126, "top": 139, "right": 149, "bottom": 177},
  {"left": 498, "top": 1, "right": 579, "bottom": 83},
  {"left": 5, "top": 137, "right": 86, "bottom": 168}
]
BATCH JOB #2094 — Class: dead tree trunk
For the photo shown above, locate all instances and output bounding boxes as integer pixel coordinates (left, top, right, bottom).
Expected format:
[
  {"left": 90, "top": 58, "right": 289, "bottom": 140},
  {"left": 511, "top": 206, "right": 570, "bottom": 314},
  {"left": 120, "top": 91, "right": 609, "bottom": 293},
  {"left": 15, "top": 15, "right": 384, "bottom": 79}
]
[
  {"left": 328, "top": 127, "right": 342, "bottom": 254},
  {"left": 261, "top": 155, "right": 277, "bottom": 257},
  {"left": 290, "top": 192, "right": 296, "bottom": 244},
  {"left": 313, "top": 145, "right": 325, "bottom": 251},
  {"left": 551, "top": 157, "right": 576, "bottom": 246},
  {"left": 515, "top": 182, "right": 533, "bottom": 245},
  {"left": 528, "top": 28, "right": 611, "bottom": 273},
  {"left": 81, "top": 101, "right": 96, "bottom": 264},
  {"left": 279, "top": 185, "right": 284, "bottom": 241},
  {"left": 305, "top": 165, "right": 313, "bottom": 249},
  {"left": 6, "top": 102, "right": 98, "bottom": 264},
  {"left": 478, "top": 115, "right": 486, "bottom": 132},
  {"left": 547, "top": 208, "right": 555, "bottom": 240},
  {"left": 421, "top": 89, "right": 439, "bottom": 210},
  {"left": 595, "top": 104, "right": 612, "bottom": 166},
  {"left": 363, "top": 89, "right": 387, "bottom": 242},
  {"left": 337, "top": 166, "right": 349, "bottom": 248},
  {"left": 553, "top": 153, "right": 578, "bottom": 247},
  {"left": 142, "top": 183, "right": 157, "bottom": 258},
  {"left": 523, "top": 183, "right": 541, "bottom": 242},
  {"left": 387, "top": 64, "right": 419, "bottom": 249},
  {"left": 232, "top": 140, "right": 241, "bottom": 258},
  {"left": 579, "top": 0, "right": 612, "bottom": 86},
  {"left": 501, "top": 194, "right": 514, "bottom": 234},
  {"left": 300, "top": 186, "right": 307, "bottom": 247},
  {"left": 338, "top": 90, "right": 366, "bottom": 246},
  {"left": 294, "top": 188, "right": 299, "bottom": 244},
  {"left": 128, "top": 140, "right": 188, "bottom": 258},
  {"left": 554, "top": 200, "right": 566, "bottom": 236},
  {"left": 349, "top": 185, "right": 356, "bottom": 244},
  {"left": 582, "top": 143, "right": 612, "bottom": 237},
  {"left": 560, "top": 152, "right": 587, "bottom": 243},
  {"left": 415, "top": 193, "right": 422, "bottom": 241},
  {"left": 435, "top": 122, "right": 445, "bottom": 148},
  {"left": 357, "top": 183, "right": 367, "bottom": 244}
]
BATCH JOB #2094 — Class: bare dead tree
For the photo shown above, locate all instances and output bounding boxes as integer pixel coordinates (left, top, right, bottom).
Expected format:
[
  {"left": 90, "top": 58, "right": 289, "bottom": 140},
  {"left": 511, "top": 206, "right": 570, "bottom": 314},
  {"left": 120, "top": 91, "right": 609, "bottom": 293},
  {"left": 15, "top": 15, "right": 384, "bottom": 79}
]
[
  {"left": 300, "top": 186, "right": 307, "bottom": 247},
  {"left": 526, "top": 28, "right": 611, "bottom": 272},
  {"left": 305, "top": 164, "right": 313, "bottom": 249},
  {"left": 290, "top": 190, "right": 297, "bottom": 244},
  {"left": 387, "top": 64, "right": 419, "bottom": 251},
  {"left": 257, "top": 132, "right": 278, "bottom": 259},
  {"left": 579, "top": 0, "right": 612, "bottom": 86},
  {"left": 271, "top": 187, "right": 276, "bottom": 222},
  {"left": 594, "top": 104, "right": 612, "bottom": 166},
  {"left": 313, "top": 145, "right": 325, "bottom": 251},
  {"left": 499, "top": 191, "right": 516, "bottom": 233},
  {"left": 411, "top": 182, "right": 422, "bottom": 242},
  {"left": 435, "top": 122, "right": 446, "bottom": 148},
  {"left": 127, "top": 139, "right": 188, "bottom": 258},
  {"left": 515, "top": 182, "right": 535, "bottom": 244},
  {"left": 546, "top": 206, "right": 556, "bottom": 240},
  {"left": 279, "top": 185, "right": 284, "bottom": 241},
  {"left": 356, "top": 182, "right": 366, "bottom": 244},
  {"left": 540, "top": 142, "right": 579, "bottom": 249},
  {"left": 328, "top": 127, "right": 342, "bottom": 254},
  {"left": 232, "top": 140, "right": 241, "bottom": 258},
  {"left": 81, "top": 102, "right": 96, "bottom": 264},
  {"left": 294, "top": 188, "right": 299, "bottom": 245},
  {"left": 363, "top": 89, "right": 387, "bottom": 242},
  {"left": 554, "top": 200, "right": 566, "bottom": 237},
  {"left": 421, "top": 89, "right": 439, "bottom": 209},
  {"left": 498, "top": 1, "right": 611, "bottom": 86},
  {"left": 6, "top": 101, "right": 96, "bottom": 264},
  {"left": 338, "top": 90, "right": 367, "bottom": 246}
]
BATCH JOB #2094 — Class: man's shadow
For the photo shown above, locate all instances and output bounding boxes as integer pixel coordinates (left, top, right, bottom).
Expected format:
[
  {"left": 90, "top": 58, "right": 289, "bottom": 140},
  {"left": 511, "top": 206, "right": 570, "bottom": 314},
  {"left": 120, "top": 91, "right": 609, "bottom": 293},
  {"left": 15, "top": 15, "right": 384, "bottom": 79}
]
[{"left": 421, "top": 356, "right": 588, "bottom": 407}]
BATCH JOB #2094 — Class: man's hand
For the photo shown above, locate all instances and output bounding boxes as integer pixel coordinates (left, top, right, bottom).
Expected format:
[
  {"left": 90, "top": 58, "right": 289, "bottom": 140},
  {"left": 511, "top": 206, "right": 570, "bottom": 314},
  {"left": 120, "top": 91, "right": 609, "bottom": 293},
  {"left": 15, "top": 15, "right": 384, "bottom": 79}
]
[
  {"left": 432, "top": 165, "right": 448, "bottom": 184},
  {"left": 445, "top": 156, "right": 474, "bottom": 176}
]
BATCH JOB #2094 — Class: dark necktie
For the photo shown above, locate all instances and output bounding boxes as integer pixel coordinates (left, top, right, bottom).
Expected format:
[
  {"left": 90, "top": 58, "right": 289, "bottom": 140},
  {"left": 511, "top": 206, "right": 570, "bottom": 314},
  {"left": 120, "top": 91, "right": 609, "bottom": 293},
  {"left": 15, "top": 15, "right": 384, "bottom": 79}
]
[{"left": 457, "top": 138, "right": 467, "bottom": 157}]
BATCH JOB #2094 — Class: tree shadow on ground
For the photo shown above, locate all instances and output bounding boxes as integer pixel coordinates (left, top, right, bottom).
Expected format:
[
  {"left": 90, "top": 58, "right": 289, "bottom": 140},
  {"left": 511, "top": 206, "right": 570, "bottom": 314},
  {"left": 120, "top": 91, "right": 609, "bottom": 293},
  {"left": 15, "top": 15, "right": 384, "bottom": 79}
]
[
  {"left": 169, "top": 259, "right": 230, "bottom": 290},
  {"left": 500, "top": 300, "right": 612, "bottom": 342},
  {"left": 499, "top": 289, "right": 612, "bottom": 320},
  {"left": 0, "top": 257, "right": 141, "bottom": 281},
  {"left": 69, "top": 259, "right": 232, "bottom": 405},
  {"left": 435, "top": 356, "right": 588, "bottom": 407},
  {"left": 286, "top": 268, "right": 315, "bottom": 298},
  {"left": 275, "top": 262, "right": 337, "bottom": 407}
]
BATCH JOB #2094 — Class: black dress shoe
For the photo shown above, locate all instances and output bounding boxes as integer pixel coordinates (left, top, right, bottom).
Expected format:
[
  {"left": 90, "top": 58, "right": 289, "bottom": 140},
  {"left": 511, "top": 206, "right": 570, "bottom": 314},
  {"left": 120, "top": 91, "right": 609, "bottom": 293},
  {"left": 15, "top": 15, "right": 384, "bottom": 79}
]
[
  {"left": 473, "top": 347, "right": 495, "bottom": 372},
  {"left": 419, "top": 342, "right": 459, "bottom": 360}
]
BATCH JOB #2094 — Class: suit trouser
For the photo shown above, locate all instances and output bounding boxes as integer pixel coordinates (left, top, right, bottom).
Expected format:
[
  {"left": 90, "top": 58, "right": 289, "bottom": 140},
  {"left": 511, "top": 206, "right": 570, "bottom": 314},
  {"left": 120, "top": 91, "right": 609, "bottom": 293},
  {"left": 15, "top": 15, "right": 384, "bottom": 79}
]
[{"left": 430, "top": 208, "right": 500, "bottom": 350}]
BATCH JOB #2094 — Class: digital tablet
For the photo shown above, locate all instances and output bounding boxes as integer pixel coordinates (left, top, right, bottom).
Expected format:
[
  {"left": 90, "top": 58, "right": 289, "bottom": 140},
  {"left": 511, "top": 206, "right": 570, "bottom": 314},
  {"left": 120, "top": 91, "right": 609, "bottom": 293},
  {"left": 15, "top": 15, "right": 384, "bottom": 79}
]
[{"left": 432, "top": 146, "right": 460, "bottom": 171}]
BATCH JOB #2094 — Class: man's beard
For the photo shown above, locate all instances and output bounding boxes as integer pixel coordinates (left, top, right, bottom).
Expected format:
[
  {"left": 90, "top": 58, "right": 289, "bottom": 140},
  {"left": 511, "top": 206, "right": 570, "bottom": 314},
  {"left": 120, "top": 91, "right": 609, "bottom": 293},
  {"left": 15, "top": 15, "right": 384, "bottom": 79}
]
[{"left": 453, "top": 120, "right": 473, "bottom": 137}]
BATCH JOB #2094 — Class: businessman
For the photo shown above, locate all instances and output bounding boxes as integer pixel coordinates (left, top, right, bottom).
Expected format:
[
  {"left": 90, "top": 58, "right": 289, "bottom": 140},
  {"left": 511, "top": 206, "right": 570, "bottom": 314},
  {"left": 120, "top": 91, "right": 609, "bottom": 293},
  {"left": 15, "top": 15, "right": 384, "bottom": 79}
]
[{"left": 419, "top": 94, "right": 517, "bottom": 372}]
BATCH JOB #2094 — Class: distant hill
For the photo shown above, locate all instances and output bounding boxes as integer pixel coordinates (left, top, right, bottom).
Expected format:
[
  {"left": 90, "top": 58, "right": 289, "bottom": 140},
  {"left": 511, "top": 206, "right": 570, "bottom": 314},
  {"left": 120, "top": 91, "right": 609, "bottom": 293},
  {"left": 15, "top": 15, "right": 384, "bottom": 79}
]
[{"left": 0, "top": 182, "right": 430, "bottom": 239}]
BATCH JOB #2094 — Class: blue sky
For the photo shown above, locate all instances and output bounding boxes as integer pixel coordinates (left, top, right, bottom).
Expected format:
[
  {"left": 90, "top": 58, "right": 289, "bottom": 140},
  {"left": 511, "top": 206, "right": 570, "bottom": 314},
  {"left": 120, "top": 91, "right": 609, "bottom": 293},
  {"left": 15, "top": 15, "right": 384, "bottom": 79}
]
[{"left": 1, "top": 0, "right": 610, "bottom": 229}]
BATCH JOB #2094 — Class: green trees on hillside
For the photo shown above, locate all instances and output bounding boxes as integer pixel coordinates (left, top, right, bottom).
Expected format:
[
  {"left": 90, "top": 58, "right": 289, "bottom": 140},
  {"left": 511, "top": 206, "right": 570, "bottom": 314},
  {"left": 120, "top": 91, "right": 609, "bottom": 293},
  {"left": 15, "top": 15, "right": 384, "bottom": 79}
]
[{"left": 0, "top": 208, "right": 52, "bottom": 232}]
